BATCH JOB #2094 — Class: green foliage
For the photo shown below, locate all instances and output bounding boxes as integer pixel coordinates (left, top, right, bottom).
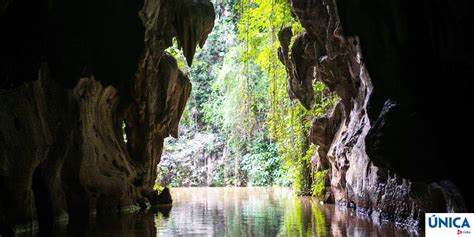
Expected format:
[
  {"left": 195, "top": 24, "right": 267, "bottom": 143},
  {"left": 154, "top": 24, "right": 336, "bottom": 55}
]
[
  {"left": 278, "top": 197, "right": 328, "bottom": 236},
  {"left": 241, "top": 132, "right": 287, "bottom": 186},
  {"left": 233, "top": 0, "right": 337, "bottom": 194},
  {"left": 165, "top": 38, "right": 190, "bottom": 74},
  {"left": 157, "top": 0, "right": 337, "bottom": 192},
  {"left": 232, "top": 0, "right": 311, "bottom": 190},
  {"left": 312, "top": 169, "right": 328, "bottom": 199}
]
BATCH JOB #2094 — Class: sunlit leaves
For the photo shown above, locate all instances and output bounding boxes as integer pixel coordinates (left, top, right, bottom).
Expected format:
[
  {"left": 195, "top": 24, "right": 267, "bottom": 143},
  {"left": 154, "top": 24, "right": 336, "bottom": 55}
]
[
  {"left": 234, "top": 0, "right": 337, "bottom": 193},
  {"left": 168, "top": 0, "right": 336, "bottom": 191}
]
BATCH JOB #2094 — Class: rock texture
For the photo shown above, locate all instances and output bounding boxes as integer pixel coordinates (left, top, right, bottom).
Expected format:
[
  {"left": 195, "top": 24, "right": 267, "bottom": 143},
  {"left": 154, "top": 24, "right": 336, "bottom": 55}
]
[
  {"left": 0, "top": 0, "right": 214, "bottom": 235},
  {"left": 281, "top": 0, "right": 473, "bottom": 229}
]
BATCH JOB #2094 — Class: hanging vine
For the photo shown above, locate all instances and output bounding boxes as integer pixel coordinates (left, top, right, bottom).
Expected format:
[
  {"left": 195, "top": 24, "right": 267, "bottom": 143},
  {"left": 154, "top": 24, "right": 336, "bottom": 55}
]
[{"left": 164, "top": 0, "right": 339, "bottom": 190}]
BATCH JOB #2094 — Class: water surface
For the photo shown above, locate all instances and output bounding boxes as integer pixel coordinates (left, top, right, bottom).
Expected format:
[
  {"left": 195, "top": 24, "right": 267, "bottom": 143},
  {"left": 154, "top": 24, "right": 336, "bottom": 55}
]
[
  {"left": 154, "top": 187, "right": 419, "bottom": 237},
  {"left": 28, "top": 187, "right": 420, "bottom": 236}
]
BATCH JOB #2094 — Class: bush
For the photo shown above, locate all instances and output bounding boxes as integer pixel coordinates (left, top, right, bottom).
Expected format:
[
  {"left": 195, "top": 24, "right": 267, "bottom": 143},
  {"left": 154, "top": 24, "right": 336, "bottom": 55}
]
[{"left": 312, "top": 170, "right": 329, "bottom": 199}]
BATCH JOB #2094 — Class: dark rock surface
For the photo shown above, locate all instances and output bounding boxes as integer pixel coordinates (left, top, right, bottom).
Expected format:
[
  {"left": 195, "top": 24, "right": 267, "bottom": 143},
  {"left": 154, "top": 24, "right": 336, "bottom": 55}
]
[
  {"left": 155, "top": 187, "right": 173, "bottom": 205},
  {"left": 0, "top": 0, "right": 214, "bottom": 235},
  {"left": 1, "top": 0, "right": 472, "bottom": 234},
  {"left": 278, "top": 28, "right": 314, "bottom": 109},
  {"left": 281, "top": 0, "right": 473, "bottom": 229}
]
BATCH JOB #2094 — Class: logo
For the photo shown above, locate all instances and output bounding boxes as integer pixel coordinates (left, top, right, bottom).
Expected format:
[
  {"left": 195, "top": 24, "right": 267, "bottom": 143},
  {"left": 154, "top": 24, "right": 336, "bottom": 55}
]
[{"left": 426, "top": 213, "right": 474, "bottom": 237}]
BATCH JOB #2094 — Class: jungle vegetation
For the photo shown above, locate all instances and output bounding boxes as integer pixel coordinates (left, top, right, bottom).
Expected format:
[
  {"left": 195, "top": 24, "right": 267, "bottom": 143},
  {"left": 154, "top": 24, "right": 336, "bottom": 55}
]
[{"left": 157, "top": 0, "right": 336, "bottom": 196}]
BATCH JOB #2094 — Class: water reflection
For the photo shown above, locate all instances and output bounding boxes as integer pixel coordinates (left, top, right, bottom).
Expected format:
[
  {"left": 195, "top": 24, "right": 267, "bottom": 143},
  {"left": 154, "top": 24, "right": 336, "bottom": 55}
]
[
  {"left": 22, "top": 187, "right": 420, "bottom": 236},
  {"left": 154, "top": 187, "right": 419, "bottom": 237},
  {"left": 156, "top": 187, "right": 287, "bottom": 236},
  {"left": 45, "top": 211, "right": 157, "bottom": 237}
]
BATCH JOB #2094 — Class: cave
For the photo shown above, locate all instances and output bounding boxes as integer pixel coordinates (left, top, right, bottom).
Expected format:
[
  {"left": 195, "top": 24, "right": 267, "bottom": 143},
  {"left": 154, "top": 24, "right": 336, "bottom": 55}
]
[{"left": 0, "top": 0, "right": 473, "bottom": 236}]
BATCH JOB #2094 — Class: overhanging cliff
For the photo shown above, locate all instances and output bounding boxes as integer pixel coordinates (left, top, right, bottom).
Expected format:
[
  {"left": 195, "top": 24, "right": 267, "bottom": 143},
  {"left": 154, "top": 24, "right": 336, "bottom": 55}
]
[
  {"left": 0, "top": 0, "right": 214, "bottom": 234},
  {"left": 280, "top": 0, "right": 473, "bottom": 228}
]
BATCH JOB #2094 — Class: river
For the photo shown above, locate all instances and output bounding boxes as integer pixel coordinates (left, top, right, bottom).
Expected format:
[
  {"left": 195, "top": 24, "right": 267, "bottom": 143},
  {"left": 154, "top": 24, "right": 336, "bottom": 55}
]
[{"left": 29, "top": 187, "right": 421, "bottom": 236}]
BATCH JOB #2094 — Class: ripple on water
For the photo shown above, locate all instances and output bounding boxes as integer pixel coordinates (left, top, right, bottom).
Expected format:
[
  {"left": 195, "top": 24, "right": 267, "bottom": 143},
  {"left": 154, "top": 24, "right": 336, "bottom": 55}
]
[{"left": 21, "top": 187, "right": 420, "bottom": 237}]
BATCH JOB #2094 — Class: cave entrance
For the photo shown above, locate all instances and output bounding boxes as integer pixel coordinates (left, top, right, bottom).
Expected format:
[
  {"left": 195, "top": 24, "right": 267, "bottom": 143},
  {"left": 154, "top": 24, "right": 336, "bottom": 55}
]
[
  {"left": 155, "top": 0, "right": 334, "bottom": 198},
  {"left": 150, "top": 0, "right": 345, "bottom": 230}
]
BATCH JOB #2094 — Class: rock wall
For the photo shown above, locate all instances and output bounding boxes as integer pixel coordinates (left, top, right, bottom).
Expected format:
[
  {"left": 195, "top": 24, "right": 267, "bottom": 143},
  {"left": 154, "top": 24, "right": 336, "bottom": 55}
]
[
  {"left": 280, "top": 0, "right": 473, "bottom": 228},
  {"left": 0, "top": 0, "right": 214, "bottom": 235},
  {"left": 1, "top": 0, "right": 472, "bottom": 233}
]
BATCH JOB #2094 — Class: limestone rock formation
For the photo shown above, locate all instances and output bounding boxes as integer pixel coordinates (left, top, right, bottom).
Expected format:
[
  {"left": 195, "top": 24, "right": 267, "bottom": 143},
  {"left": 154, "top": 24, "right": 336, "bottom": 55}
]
[
  {"left": 278, "top": 28, "right": 314, "bottom": 109},
  {"left": 281, "top": 0, "right": 473, "bottom": 228},
  {"left": 0, "top": 0, "right": 214, "bottom": 235},
  {"left": 155, "top": 187, "right": 173, "bottom": 205}
]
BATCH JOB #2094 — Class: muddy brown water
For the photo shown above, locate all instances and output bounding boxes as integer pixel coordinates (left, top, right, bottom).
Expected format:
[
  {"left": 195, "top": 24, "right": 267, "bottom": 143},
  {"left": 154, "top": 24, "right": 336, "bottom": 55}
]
[{"left": 22, "top": 187, "right": 421, "bottom": 236}]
